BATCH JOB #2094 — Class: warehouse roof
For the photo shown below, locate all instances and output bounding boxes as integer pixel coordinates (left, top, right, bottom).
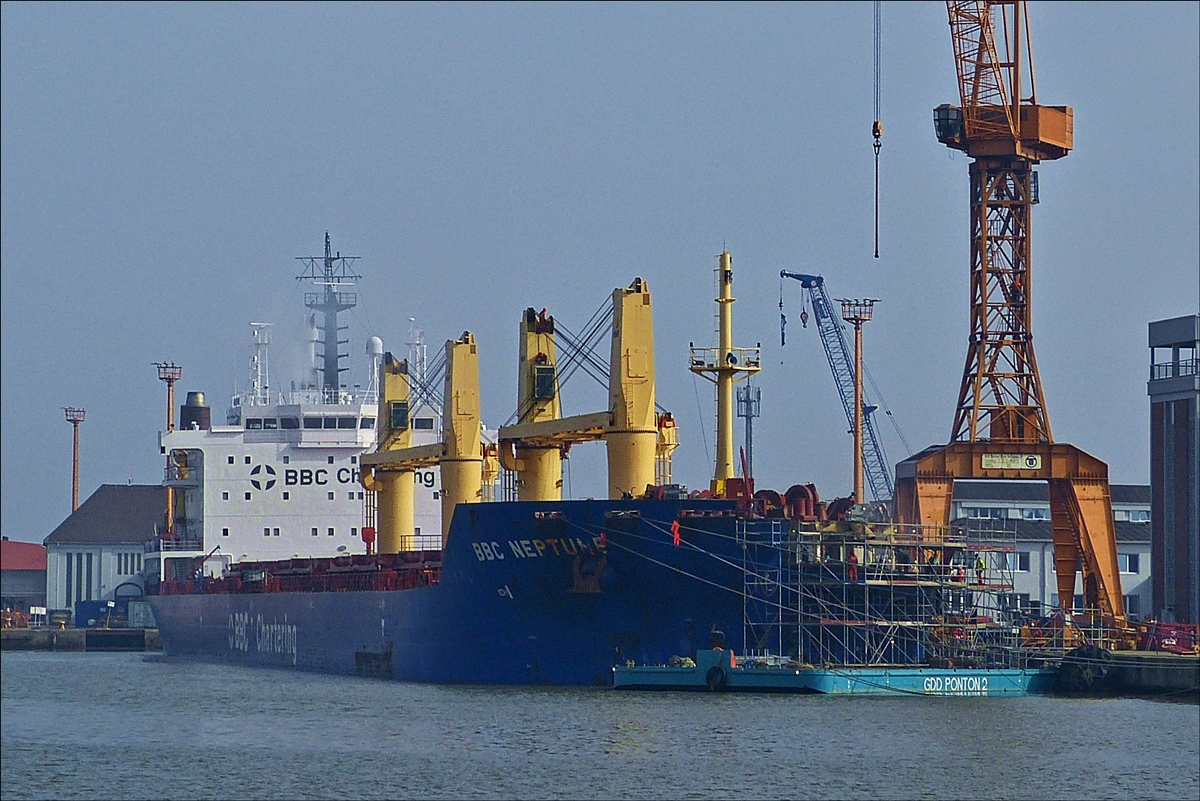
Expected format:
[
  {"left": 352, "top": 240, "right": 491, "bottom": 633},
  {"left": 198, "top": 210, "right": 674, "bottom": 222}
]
[
  {"left": 1, "top": 538, "right": 47, "bottom": 571},
  {"left": 44, "top": 485, "right": 164, "bottom": 546}
]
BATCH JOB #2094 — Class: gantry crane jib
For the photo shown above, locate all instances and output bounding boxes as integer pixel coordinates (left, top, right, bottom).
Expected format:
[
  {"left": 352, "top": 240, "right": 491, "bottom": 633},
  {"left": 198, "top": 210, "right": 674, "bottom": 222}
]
[
  {"left": 780, "top": 271, "right": 893, "bottom": 502},
  {"left": 936, "top": 1, "right": 1073, "bottom": 163}
]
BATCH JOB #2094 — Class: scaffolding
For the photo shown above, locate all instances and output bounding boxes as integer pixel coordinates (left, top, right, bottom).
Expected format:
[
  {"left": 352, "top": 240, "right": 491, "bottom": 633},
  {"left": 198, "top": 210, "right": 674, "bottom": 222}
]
[
  {"left": 737, "top": 515, "right": 1034, "bottom": 669},
  {"left": 737, "top": 518, "right": 796, "bottom": 661},
  {"left": 794, "top": 519, "right": 1024, "bottom": 668}
]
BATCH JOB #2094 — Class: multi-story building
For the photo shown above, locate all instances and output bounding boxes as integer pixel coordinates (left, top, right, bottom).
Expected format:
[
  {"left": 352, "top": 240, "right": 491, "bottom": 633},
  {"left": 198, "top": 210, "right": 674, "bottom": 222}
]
[
  {"left": 951, "top": 480, "right": 1152, "bottom": 620},
  {"left": 1149, "top": 314, "right": 1199, "bottom": 623}
]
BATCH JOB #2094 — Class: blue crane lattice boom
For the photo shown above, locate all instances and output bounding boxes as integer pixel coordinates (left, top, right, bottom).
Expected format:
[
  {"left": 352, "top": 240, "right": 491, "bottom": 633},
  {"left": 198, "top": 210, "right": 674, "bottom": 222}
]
[{"left": 780, "top": 271, "right": 894, "bottom": 501}]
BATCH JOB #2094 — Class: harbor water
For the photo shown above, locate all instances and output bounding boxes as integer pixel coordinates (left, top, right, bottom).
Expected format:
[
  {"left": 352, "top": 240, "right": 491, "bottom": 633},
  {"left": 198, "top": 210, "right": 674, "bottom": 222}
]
[{"left": 2, "top": 652, "right": 1197, "bottom": 800}]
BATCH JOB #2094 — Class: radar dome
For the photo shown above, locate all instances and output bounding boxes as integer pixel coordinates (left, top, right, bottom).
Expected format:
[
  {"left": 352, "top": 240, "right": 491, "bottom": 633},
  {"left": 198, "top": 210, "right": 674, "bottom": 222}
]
[{"left": 366, "top": 336, "right": 384, "bottom": 357}]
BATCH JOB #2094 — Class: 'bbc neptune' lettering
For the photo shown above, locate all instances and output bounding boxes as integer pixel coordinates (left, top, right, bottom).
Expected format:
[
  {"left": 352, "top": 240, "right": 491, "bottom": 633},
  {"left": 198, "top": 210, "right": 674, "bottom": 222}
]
[{"left": 472, "top": 536, "right": 606, "bottom": 562}]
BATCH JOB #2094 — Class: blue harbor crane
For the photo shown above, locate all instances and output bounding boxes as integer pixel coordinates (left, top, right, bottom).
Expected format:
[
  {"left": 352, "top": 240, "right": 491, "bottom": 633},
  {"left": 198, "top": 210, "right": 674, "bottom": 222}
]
[{"left": 780, "top": 271, "right": 894, "bottom": 502}]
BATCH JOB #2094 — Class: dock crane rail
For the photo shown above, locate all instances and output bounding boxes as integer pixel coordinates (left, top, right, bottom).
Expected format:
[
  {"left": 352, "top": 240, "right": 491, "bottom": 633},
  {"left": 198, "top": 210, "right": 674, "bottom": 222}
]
[{"left": 780, "top": 270, "right": 893, "bottom": 501}]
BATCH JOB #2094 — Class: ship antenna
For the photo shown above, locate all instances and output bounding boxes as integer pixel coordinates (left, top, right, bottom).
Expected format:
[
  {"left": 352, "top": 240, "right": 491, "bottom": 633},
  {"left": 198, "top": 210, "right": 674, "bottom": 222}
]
[{"left": 296, "top": 232, "right": 360, "bottom": 401}]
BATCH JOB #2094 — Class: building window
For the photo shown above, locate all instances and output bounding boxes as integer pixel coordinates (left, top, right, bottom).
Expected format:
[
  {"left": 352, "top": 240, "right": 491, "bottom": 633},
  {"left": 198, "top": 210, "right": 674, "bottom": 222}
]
[
  {"left": 327, "top": 528, "right": 335, "bottom": 537},
  {"left": 1021, "top": 507, "right": 1049, "bottom": 520},
  {"left": 264, "top": 527, "right": 271, "bottom": 537},
  {"left": 273, "top": 528, "right": 280, "bottom": 537},
  {"left": 222, "top": 492, "right": 229, "bottom": 501},
  {"left": 222, "top": 528, "right": 230, "bottom": 537},
  {"left": 245, "top": 492, "right": 252, "bottom": 501},
  {"left": 136, "top": 553, "right": 142, "bottom": 572},
  {"left": 1129, "top": 510, "right": 1150, "bottom": 522},
  {"left": 1124, "top": 594, "right": 1141, "bottom": 617},
  {"left": 1114, "top": 509, "right": 1130, "bottom": 522},
  {"left": 65, "top": 553, "right": 74, "bottom": 608},
  {"left": 228, "top": 456, "right": 235, "bottom": 464},
  {"left": 283, "top": 491, "right": 290, "bottom": 501},
  {"left": 327, "top": 456, "right": 335, "bottom": 464},
  {"left": 1005, "top": 552, "right": 1031, "bottom": 572},
  {"left": 311, "top": 528, "right": 318, "bottom": 537},
  {"left": 1118, "top": 553, "right": 1140, "bottom": 574},
  {"left": 328, "top": 492, "right": 335, "bottom": 500}
]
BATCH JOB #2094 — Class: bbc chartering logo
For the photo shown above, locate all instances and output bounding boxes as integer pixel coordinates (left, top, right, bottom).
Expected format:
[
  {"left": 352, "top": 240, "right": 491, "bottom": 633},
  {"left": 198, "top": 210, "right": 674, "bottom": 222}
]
[{"left": 250, "top": 464, "right": 277, "bottom": 490}]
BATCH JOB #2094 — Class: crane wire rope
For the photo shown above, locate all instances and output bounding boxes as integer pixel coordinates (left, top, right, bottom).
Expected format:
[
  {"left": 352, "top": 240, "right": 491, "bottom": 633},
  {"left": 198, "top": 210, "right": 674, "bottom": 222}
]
[{"left": 873, "top": 0, "right": 883, "bottom": 259}]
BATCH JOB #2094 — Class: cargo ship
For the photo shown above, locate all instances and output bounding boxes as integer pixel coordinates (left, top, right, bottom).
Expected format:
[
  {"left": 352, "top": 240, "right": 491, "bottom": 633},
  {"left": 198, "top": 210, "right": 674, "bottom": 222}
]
[
  {"left": 148, "top": 248, "right": 863, "bottom": 684},
  {"left": 150, "top": 246, "right": 1065, "bottom": 691}
]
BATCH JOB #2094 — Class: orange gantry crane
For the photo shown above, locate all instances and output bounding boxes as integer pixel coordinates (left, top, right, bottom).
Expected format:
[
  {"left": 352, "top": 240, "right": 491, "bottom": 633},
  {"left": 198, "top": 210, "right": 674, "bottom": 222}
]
[{"left": 894, "top": 0, "right": 1127, "bottom": 632}]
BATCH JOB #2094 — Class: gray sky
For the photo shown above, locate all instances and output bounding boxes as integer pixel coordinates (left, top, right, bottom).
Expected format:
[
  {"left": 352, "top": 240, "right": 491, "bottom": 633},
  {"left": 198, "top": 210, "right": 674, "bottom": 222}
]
[{"left": 3, "top": 2, "right": 1197, "bottom": 543}]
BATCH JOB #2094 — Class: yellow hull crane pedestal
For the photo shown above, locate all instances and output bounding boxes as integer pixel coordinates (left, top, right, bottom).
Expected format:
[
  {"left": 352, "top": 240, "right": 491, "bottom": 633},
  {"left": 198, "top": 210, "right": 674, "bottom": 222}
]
[
  {"left": 361, "top": 334, "right": 482, "bottom": 548},
  {"left": 895, "top": 1, "right": 1126, "bottom": 636}
]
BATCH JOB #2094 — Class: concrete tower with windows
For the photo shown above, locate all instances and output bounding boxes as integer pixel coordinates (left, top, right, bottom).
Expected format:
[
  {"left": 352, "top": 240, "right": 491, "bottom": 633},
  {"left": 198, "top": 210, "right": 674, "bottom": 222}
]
[{"left": 1148, "top": 314, "right": 1199, "bottom": 623}]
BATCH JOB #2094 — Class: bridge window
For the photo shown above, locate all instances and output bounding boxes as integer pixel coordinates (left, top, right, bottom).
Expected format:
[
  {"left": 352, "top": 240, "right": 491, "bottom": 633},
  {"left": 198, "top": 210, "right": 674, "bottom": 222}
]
[
  {"left": 337, "top": 417, "right": 356, "bottom": 429},
  {"left": 280, "top": 417, "right": 300, "bottom": 430},
  {"left": 245, "top": 418, "right": 263, "bottom": 430},
  {"left": 262, "top": 418, "right": 278, "bottom": 430},
  {"left": 360, "top": 417, "right": 376, "bottom": 429},
  {"left": 323, "top": 417, "right": 337, "bottom": 430},
  {"left": 303, "top": 417, "right": 322, "bottom": 429}
]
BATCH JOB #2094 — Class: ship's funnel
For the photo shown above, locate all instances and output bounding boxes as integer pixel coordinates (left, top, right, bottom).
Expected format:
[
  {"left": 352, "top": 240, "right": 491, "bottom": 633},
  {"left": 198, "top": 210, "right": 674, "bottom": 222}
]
[
  {"left": 440, "top": 333, "right": 482, "bottom": 539},
  {"left": 180, "top": 391, "right": 211, "bottom": 431},
  {"left": 607, "top": 278, "right": 657, "bottom": 499}
]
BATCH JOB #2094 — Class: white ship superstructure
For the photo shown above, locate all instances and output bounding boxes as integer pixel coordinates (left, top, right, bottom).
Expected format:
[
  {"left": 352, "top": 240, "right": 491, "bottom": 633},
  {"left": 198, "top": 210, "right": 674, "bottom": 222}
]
[{"left": 145, "top": 235, "right": 443, "bottom": 584}]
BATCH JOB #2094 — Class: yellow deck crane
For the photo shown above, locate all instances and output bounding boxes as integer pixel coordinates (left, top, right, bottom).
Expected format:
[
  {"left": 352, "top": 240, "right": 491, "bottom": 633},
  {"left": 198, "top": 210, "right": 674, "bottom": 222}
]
[{"left": 894, "top": 0, "right": 1128, "bottom": 638}]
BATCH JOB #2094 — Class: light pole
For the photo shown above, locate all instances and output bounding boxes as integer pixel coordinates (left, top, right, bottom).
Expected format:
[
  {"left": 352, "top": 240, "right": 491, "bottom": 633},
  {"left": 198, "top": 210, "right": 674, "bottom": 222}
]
[
  {"left": 63, "top": 407, "right": 86, "bottom": 511},
  {"left": 837, "top": 298, "right": 878, "bottom": 504}
]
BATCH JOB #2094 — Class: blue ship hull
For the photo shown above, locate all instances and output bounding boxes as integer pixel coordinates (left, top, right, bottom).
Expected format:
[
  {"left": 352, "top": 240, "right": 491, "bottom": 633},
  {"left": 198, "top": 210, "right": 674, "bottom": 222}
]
[{"left": 150, "top": 499, "right": 751, "bottom": 685}]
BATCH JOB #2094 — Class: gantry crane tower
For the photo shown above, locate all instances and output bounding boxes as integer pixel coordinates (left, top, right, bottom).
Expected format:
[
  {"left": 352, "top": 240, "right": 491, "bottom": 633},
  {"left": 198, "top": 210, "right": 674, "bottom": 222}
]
[{"left": 894, "top": 0, "right": 1127, "bottom": 631}]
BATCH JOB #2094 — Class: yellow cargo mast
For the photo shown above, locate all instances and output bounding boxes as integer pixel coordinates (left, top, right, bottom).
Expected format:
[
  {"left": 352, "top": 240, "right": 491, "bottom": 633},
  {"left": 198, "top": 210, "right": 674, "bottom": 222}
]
[
  {"left": 361, "top": 333, "right": 482, "bottom": 546},
  {"left": 690, "top": 252, "right": 761, "bottom": 497},
  {"left": 499, "top": 279, "right": 663, "bottom": 500}
]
